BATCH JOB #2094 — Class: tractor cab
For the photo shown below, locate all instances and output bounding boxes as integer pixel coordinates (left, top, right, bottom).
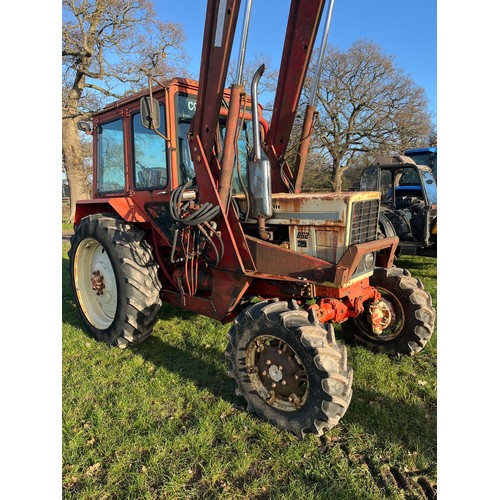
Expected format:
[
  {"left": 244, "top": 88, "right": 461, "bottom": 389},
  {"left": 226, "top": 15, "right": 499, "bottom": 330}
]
[
  {"left": 86, "top": 78, "right": 261, "bottom": 205},
  {"left": 360, "top": 155, "right": 437, "bottom": 256},
  {"left": 360, "top": 156, "right": 437, "bottom": 206},
  {"left": 404, "top": 147, "right": 437, "bottom": 181}
]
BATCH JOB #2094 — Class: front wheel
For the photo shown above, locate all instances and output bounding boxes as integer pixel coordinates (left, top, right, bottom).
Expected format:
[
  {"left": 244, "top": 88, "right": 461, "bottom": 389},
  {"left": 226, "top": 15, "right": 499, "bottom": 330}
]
[
  {"left": 226, "top": 300, "right": 353, "bottom": 438},
  {"left": 68, "top": 213, "right": 162, "bottom": 348},
  {"left": 342, "top": 267, "right": 435, "bottom": 356}
]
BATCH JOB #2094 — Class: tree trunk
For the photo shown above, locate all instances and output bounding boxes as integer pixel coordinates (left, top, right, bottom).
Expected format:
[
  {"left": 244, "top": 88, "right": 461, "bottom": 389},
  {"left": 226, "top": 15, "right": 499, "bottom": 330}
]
[
  {"left": 331, "top": 157, "right": 343, "bottom": 192},
  {"left": 333, "top": 167, "right": 343, "bottom": 192},
  {"left": 62, "top": 116, "right": 90, "bottom": 223}
]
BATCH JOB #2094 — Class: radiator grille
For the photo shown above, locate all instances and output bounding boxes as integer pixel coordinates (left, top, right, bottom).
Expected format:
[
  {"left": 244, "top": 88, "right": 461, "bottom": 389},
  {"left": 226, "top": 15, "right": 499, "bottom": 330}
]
[{"left": 350, "top": 199, "right": 380, "bottom": 244}]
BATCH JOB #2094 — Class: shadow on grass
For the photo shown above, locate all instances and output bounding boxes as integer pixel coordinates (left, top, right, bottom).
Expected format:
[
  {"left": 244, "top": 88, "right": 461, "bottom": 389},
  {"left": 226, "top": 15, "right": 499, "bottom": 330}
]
[
  {"left": 62, "top": 256, "right": 435, "bottom": 464},
  {"left": 394, "top": 257, "right": 436, "bottom": 273},
  {"left": 134, "top": 330, "right": 436, "bottom": 464},
  {"left": 135, "top": 330, "right": 240, "bottom": 404}
]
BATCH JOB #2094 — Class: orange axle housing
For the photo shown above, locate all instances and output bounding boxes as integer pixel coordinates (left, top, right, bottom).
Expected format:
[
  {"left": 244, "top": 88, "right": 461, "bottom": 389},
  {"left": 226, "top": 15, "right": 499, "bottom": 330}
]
[{"left": 309, "top": 279, "right": 382, "bottom": 324}]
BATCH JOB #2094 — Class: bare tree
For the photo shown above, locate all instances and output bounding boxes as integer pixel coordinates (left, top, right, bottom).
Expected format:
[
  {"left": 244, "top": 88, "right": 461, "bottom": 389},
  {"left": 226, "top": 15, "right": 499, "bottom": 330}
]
[
  {"left": 62, "top": 0, "right": 189, "bottom": 220},
  {"left": 301, "top": 40, "right": 432, "bottom": 191},
  {"left": 428, "top": 127, "right": 437, "bottom": 147}
]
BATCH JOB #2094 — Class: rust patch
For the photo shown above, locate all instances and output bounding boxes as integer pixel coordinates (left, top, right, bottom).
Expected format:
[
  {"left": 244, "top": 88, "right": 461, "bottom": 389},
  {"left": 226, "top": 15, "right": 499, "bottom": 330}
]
[
  {"left": 245, "top": 234, "right": 332, "bottom": 281},
  {"left": 91, "top": 270, "right": 105, "bottom": 296}
]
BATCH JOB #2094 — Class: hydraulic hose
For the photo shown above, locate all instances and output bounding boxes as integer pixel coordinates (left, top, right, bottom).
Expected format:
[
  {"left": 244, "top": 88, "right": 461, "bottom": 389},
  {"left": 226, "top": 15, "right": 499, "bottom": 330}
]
[{"left": 169, "top": 180, "right": 224, "bottom": 266}]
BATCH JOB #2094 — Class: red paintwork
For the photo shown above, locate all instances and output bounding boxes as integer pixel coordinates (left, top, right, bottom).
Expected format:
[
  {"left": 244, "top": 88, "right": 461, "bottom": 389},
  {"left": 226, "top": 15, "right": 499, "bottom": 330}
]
[
  {"left": 190, "top": 0, "right": 242, "bottom": 167},
  {"left": 75, "top": 0, "right": 399, "bottom": 323},
  {"left": 75, "top": 198, "right": 147, "bottom": 226}
]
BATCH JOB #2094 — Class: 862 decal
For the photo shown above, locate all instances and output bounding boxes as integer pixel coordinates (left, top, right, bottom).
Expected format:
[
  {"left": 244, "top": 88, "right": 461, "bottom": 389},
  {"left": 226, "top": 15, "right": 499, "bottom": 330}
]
[{"left": 297, "top": 231, "right": 309, "bottom": 248}]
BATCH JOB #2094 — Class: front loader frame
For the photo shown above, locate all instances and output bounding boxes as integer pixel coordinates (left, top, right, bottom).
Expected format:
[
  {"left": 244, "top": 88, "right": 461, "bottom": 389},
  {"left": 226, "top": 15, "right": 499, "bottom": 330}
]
[{"left": 75, "top": 0, "right": 399, "bottom": 325}]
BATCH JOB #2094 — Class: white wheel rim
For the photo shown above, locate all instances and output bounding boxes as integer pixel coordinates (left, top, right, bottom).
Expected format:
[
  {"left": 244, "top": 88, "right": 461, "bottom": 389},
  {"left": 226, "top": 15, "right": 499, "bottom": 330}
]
[{"left": 74, "top": 237, "right": 118, "bottom": 329}]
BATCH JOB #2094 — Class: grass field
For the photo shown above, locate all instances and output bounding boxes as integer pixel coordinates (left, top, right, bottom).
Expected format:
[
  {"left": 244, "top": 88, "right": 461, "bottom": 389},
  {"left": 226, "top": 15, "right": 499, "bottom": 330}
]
[{"left": 62, "top": 242, "right": 437, "bottom": 499}]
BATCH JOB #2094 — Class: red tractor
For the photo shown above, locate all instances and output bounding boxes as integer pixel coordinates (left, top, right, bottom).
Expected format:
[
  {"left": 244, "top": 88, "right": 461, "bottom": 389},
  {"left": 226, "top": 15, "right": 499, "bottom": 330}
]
[{"left": 69, "top": 0, "right": 435, "bottom": 437}]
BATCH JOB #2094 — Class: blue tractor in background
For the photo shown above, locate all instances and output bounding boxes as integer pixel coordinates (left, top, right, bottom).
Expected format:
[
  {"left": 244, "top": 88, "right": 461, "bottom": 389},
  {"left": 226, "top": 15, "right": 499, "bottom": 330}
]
[{"left": 404, "top": 147, "right": 437, "bottom": 181}]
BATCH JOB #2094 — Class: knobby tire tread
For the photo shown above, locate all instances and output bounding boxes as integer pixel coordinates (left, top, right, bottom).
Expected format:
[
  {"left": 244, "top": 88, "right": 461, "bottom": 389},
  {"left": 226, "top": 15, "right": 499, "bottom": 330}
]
[
  {"left": 69, "top": 213, "right": 162, "bottom": 348},
  {"left": 226, "top": 299, "right": 353, "bottom": 438}
]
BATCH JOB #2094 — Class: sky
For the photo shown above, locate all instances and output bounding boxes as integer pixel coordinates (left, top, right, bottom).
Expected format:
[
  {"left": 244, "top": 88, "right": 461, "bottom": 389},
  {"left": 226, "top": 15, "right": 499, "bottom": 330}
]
[{"left": 153, "top": 0, "right": 437, "bottom": 122}]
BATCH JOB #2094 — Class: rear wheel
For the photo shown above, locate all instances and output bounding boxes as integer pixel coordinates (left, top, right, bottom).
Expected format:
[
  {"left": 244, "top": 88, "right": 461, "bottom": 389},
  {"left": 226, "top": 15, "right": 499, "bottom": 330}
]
[
  {"left": 226, "top": 300, "right": 353, "bottom": 438},
  {"left": 342, "top": 267, "right": 435, "bottom": 356},
  {"left": 69, "top": 213, "right": 162, "bottom": 348}
]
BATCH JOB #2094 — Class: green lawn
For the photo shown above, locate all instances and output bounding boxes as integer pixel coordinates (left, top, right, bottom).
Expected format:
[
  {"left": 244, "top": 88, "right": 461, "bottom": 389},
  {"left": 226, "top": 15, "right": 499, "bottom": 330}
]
[{"left": 62, "top": 243, "right": 437, "bottom": 499}]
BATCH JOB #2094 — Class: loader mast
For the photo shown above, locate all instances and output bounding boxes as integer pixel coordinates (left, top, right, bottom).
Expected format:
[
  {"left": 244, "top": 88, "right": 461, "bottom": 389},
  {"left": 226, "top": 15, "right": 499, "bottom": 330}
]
[
  {"left": 189, "top": 0, "right": 241, "bottom": 170},
  {"left": 266, "top": 0, "right": 326, "bottom": 192},
  {"left": 189, "top": 0, "right": 327, "bottom": 198}
]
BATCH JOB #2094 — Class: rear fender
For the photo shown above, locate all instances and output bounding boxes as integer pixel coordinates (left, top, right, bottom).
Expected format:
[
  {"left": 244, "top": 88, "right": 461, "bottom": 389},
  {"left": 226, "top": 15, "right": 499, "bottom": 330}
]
[{"left": 74, "top": 198, "right": 148, "bottom": 227}]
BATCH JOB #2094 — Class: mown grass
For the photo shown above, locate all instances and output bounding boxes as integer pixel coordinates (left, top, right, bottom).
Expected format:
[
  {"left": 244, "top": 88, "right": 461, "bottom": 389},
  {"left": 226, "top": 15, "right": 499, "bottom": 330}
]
[{"left": 62, "top": 243, "right": 437, "bottom": 499}]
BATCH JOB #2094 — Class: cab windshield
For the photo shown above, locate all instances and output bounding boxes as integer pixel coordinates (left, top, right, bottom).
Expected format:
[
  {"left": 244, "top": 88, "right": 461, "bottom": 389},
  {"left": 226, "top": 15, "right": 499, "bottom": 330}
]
[{"left": 175, "top": 93, "right": 254, "bottom": 193}]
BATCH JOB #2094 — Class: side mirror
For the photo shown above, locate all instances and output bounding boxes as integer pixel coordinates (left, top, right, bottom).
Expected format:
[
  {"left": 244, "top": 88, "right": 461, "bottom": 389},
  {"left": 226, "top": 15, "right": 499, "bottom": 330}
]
[
  {"left": 140, "top": 97, "right": 161, "bottom": 130},
  {"left": 77, "top": 121, "right": 92, "bottom": 135}
]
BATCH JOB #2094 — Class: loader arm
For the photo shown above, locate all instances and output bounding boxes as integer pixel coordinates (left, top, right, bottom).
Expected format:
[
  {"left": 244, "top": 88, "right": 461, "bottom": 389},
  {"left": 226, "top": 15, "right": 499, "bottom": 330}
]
[
  {"left": 266, "top": 0, "right": 326, "bottom": 192},
  {"left": 190, "top": 0, "right": 241, "bottom": 177}
]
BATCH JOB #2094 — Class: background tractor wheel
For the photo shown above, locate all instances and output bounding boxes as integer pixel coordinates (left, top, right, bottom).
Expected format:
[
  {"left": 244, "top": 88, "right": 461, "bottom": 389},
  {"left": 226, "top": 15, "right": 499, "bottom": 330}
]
[
  {"left": 342, "top": 267, "right": 435, "bottom": 356},
  {"left": 69, "top": 213, "right": 162, "bottom": 348},
  {"left": 226, "top": 299, "right": 353, "bottom": 438}
]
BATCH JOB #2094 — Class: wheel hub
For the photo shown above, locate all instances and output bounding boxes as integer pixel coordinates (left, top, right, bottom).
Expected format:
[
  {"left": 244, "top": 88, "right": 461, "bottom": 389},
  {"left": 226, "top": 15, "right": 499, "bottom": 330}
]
[
  {"left": 256, "top": 343, "right": 303, "bottom": 397},
  {"left": 74, "top": 237, "right": 118, "bottom": 330},
  {"left": 91, "top": 270, "right": 106, "bottom": 295},
  {"left": 368, "top": 298, "right": 395, "bottom": 335},
  {"left": 361, "top": 290, "right": 403, "bottom": 342},
  {"left": 246, "top": 336, "right": 308, "bottom": 411},
  {"left": 268, "top": 364, "right": 283, "bottom": 382}
]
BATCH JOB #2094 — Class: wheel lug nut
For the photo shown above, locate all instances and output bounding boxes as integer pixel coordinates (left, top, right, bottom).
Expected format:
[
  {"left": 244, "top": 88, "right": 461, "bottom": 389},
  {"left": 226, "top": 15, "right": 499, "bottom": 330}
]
[
  {"left": 278, "top": 365, "right": 282, "bottom": 370},
  {"left": 278, "top": 350, "right": 282, "bottom": 355},
  {"left": 294, "top": 374, "right": 299, "bottom": 380},
  {"left": 288, "top": 396, "right": 293, "bottom": 402},
  {"left": 261, "top": 370, "right": 267, "bottom": 376},
  {"left": 271, "top": 382, "right": 276, "bottom": 388},
  {"left": 266, "top": 360, "right": 271, "bottom": 365},
  {"left": 281, "top": 380, "right": 287, "bottom": 385}
]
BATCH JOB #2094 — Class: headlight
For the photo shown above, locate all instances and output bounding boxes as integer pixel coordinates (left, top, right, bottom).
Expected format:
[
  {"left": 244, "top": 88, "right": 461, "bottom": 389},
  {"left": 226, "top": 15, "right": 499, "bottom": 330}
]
[{"left": 364, "top": 252, "right": 375, "bottom": 269}]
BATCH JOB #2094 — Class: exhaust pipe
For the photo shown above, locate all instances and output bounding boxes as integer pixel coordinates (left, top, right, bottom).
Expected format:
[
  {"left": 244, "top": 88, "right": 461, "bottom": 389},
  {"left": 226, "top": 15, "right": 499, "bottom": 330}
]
[{"left": 249, "top": 64, "right": 273, "bottom": 239}]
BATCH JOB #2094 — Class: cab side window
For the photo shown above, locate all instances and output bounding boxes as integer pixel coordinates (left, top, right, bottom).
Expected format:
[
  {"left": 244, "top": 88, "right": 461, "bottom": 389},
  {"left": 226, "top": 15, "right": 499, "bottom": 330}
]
[
  {"left": 96, "top": 119, "right": 126, "bottom": 193},
  {"left": 380, "top": 170, "right": 392, "bottom": 196},
  {"left": 360, "top": 167, "right": 378, "bottom": 191},
  {"left": 132, "top": 105, "right": 168, "bottom": 190},
  {"left": 175, "top": 94, "right": 196, "bottom": 183}
]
